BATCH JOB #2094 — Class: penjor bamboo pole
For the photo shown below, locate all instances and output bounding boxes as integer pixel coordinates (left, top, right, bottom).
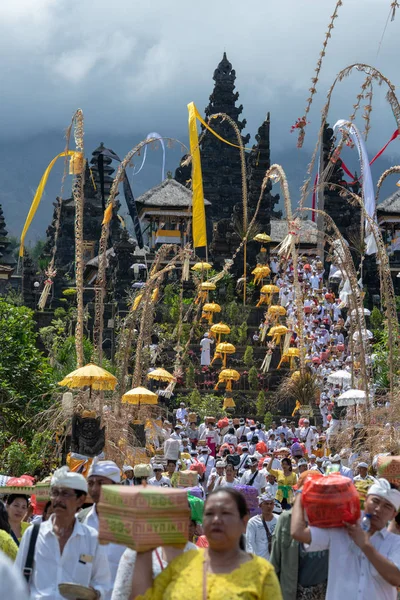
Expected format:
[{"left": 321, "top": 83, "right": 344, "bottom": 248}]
[{"left": 72, "top": 110, "right": 85, "bottom": 368}]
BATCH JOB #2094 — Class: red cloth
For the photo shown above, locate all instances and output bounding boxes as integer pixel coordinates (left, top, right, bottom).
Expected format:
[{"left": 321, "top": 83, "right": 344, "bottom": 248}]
[{"left": 256, "top": 441, "right": 267, "bottom": 454}]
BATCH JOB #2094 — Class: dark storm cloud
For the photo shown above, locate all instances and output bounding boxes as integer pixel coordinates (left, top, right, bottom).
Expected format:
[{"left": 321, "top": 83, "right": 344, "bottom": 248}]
[{"left": 0, "top": 0, "right": 399, "bottom": 153}]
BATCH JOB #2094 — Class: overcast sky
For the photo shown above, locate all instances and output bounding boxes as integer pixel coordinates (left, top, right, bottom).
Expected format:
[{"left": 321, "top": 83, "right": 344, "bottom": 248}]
[{"left": 1, "top": 0, "right": 399, "bottom": 156}]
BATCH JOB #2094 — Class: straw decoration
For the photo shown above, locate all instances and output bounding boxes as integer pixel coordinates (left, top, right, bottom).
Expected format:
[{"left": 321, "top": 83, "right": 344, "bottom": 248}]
[
  {"left": 92, "top": 137, "right": 189, "bottom": 364},
  {"left": 299, "top": 63, "right": 400, "bottom": 212},
  {"left": 294, "top": 0, "right": 343, "bottom": 148},
  {"left": 72, "top": 109, "right": 85, "bottom": 368}
]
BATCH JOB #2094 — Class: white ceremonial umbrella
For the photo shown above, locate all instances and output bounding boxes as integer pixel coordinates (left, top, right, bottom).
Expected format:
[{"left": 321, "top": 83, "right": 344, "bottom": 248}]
[
  {"left": 352, "top": 329, "right": 373, "bottom": 342},
  {"left": 337, "top": 389, "right": 366, "bottom": 407},
  {"left": 327, "top": 369, "right": 352, "bottom": 386}
]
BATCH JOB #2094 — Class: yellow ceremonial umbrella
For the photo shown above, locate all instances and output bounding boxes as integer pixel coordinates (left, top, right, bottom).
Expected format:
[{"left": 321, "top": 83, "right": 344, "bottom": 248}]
[
  {"left": 212, "top": 342, "right": 236, "bottom": 367},
  {"left": 256, "top": 284, "right": 280, "bottom": 307},
  {"left": 253, "top": 233, "right": 272, "bottom": 245},
  {"left": 210, "top": 322, "right": 231, "bottom": 343},
  {"left": 192, "top": 262, "right": 212, "bottom": 272},
  {"left": 223, "top": 395, "right": 236, "bottom": 409},
  {"left": 147, "top": 368, "right": 176, "bottom": 383},
  {"left": 277, "top": 347, "right": 300, "bottom": 370},
  {"left": 267, "top": 304, "right": 286, "bottom": 323},
  {"left": 59, "top": 363, "right": 118, "bottom": 397},
  {"left": 252, "top": 265, "right": 271, "bottom": 285},
  {"left": 195, "top": 281, "right": 217, "bottom": 304},
  {"left": 268, "top": 325, "right": 289, "bottom": 345},
  {"left": 214, "top": 368, "right": 240, "bottom": 391},
  {"left": 202, "top": 302, "right": 221, "bottom": 324},
  {"left": 121, "top": 386, "right": 158, "bottom": 406}
]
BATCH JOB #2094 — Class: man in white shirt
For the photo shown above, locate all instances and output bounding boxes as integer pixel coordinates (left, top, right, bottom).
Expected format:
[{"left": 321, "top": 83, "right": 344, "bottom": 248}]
[
  {"left": 15, "top": 466, "right": 110, "bottom": 600},
  {"left": 170, "top": 425, "right": 183, "bottom": 441},
  {"left": 79, "top": 459, "right": 124, "bottom": 599},
  {"left": 240, "top": 456, "right": 266, "bottom": 493},
  {"left": 263, "top": 471, "right": 278, "bottom": 498},
  {"left": 198, "top": 447, "right": 215, "bottom": 484},
  {"left": 246, "top": 493, "right": 278, "bottom": 560},
  {"left": 291, "top": 478, "right": 400, "bottom": 600},
  {"left": 298, "top": 419, "right": 316, "bottom": 455},
  {"left": 354, "top": 462, "right": 377, "bottom": 483},
  {"left": 277, "top": 419, "right": 290, "bottom": 438},
  {"left": 0, "top": 550, "right": 29, "bottom": 600},
  {"left": 236, "top": 419, "right": 250, "bottom": 441},
  {"left": 330, "top": 454, "right": 354, "bottom": 480},
  {"left": 176, "top": 402, "right": 188, "bottom": 424},
  {"left": 148, "top": 464, "right": 172, "bottom": 487},
  {"left": 121, "top": 465, "right": 134, "bottom": 486}
]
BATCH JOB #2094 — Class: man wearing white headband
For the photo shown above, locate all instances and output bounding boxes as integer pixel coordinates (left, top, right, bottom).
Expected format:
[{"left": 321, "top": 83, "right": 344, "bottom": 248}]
[
  {"left": 15, "top": 466, "right": 111, "bottom": 599},
  {"left": 291, "top": 478, "right": 400, "bottom": 600},
  {"left": 78, "top": 459, "right": 124, "bottom": 599},
  {"left": 245, "top": 493, "right": 278, "bottom": 560}
]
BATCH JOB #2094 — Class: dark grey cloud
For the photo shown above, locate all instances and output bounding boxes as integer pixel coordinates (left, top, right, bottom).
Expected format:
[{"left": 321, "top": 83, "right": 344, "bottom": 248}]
[
  {"left": 1, "top": 0, "right": 399, "bottom": 153},
  {"left": 1, "top": 0, "right": 400, "bottom": 240}
]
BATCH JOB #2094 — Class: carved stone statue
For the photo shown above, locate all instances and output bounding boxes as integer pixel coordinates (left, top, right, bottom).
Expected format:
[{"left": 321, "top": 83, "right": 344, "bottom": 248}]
[{"left": 71, "top": 412, "right": 105, "bottom": 457}]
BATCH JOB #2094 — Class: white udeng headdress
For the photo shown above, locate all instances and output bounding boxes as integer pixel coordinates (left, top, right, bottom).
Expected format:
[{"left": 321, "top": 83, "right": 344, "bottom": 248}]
[
  {"left": 51, "top": 466, "right": 88, "bottom": 493},
  {"left": 368, "top": 478, "right": 400, "bottom": 511}
]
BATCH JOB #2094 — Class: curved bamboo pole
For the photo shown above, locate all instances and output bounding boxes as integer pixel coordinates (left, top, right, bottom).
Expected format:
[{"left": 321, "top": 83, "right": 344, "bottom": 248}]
[
  {"left": 92, "top": 137, "right": 189, "bottom": 364},
  {"left": 302, "top": 206, "right": 370, "bottom": 398},
  {"left": 299, "top": 63, "right": 400, "bottom": 212},
  {"left": 316, "top": 180, "right": 400, "bottom": 398}
]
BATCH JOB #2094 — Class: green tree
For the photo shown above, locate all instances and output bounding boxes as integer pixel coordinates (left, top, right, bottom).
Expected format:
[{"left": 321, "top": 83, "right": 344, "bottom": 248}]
[
  {"left": 188, "top": 392, "right": 226, "bottom": 421},
  {"left": 237, "top": 321, "right": 248, "bottom": 345},
  {"left": 264, "top": 411, "right": 273, "bottom": 430},
  {"left": 0, "top": 299, "right": 56, "bottom": 438},
  {"left": 243, "top": 345, "right": 254, "bottom": 368},
  {"left": 256, "top": 390, "right": 267, "bottom": 419},
  {"left": 370, "top": 306, "right": 383, "bottom": 333},
  {"left": 248, "top": 366, "right": 259, "bottom": 391}
]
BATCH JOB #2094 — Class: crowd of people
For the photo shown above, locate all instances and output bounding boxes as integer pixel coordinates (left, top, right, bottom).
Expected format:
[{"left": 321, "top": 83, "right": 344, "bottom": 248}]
[
  {"left": 0, "top": 253, "right": 399, "bottom": 599},
  {"left": 0, "top": 411, "right": 399, "bottom": 599}
]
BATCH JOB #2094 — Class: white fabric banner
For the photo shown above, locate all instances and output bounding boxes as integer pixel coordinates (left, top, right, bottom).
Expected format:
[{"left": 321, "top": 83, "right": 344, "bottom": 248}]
[{"left": 333, "top": 120, "right": 378, "bottom": 255}]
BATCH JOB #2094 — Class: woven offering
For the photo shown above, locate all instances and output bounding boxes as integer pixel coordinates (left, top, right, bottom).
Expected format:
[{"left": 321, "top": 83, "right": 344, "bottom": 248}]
[
  {"left": 303, "top": 474, "right": 360, "bottom": 528},
  {"left": 178, "top": 471, "right": 198, "bottom": 488},
  {"left": 377, "top": 456, "right": 400, "bottom": 484},
  {"left": 98, "top": 485, "right": 190, "bottom": 551},
  {"left": 234, "top": 485, "right": 260, "bottom": 516}
]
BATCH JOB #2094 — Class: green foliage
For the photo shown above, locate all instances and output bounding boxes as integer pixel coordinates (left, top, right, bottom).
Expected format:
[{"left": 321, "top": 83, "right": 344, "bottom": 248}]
[
  {"left": 264, "top": 411, "right": 273, "bottom": 430},
  {"left": 186, "top": 363, "right": 195, "bottom": 389},
  {"left": 237, "top": 321, "right": 248, "bottom": 345},
  {"left": 370, "top": 306, "right": 383, "bottom": 332},
  {"left": 372, "top": 327, "right": 393, "bottom": 390},
  {"left": 0, "top": 431, "right": 56, "bottom": 478},
  {"left": 0, "top": 299, "right": 55, "bottom": 439},
  {"left": 187, "top": 391, "right": 226, "bottom": 421},
  {"left": 248, "top": 366, "right": 259, "bottom": 391},
  {"left": 225, "top": 281, "right": 235, "bottom": 303},
  {"left": 224, "top": 301, "right": 239, "bottom": 325},
  {"left": 256, "top": 390, "right": 267, "bottom": 419},
  {"left": 3, "top": 288, "right": 24, "bottom": 306},
  {"left": 243, "top": 345, "right": 254, "bottom": 368}
]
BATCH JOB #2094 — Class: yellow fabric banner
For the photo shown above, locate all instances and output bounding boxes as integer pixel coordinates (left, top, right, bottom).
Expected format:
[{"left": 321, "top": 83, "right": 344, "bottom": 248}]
[
  {"left": 192, "top": 104, "right": 250, "bottom": 151},
  {"left": 102, "top": 202, "right": 113, "bottom": 225},
  {"left": 19, "top": 150, "right": 76, "bottom": 257},
  {"left": 188, "top": 102, "right": 207, "bottom": 248}
]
